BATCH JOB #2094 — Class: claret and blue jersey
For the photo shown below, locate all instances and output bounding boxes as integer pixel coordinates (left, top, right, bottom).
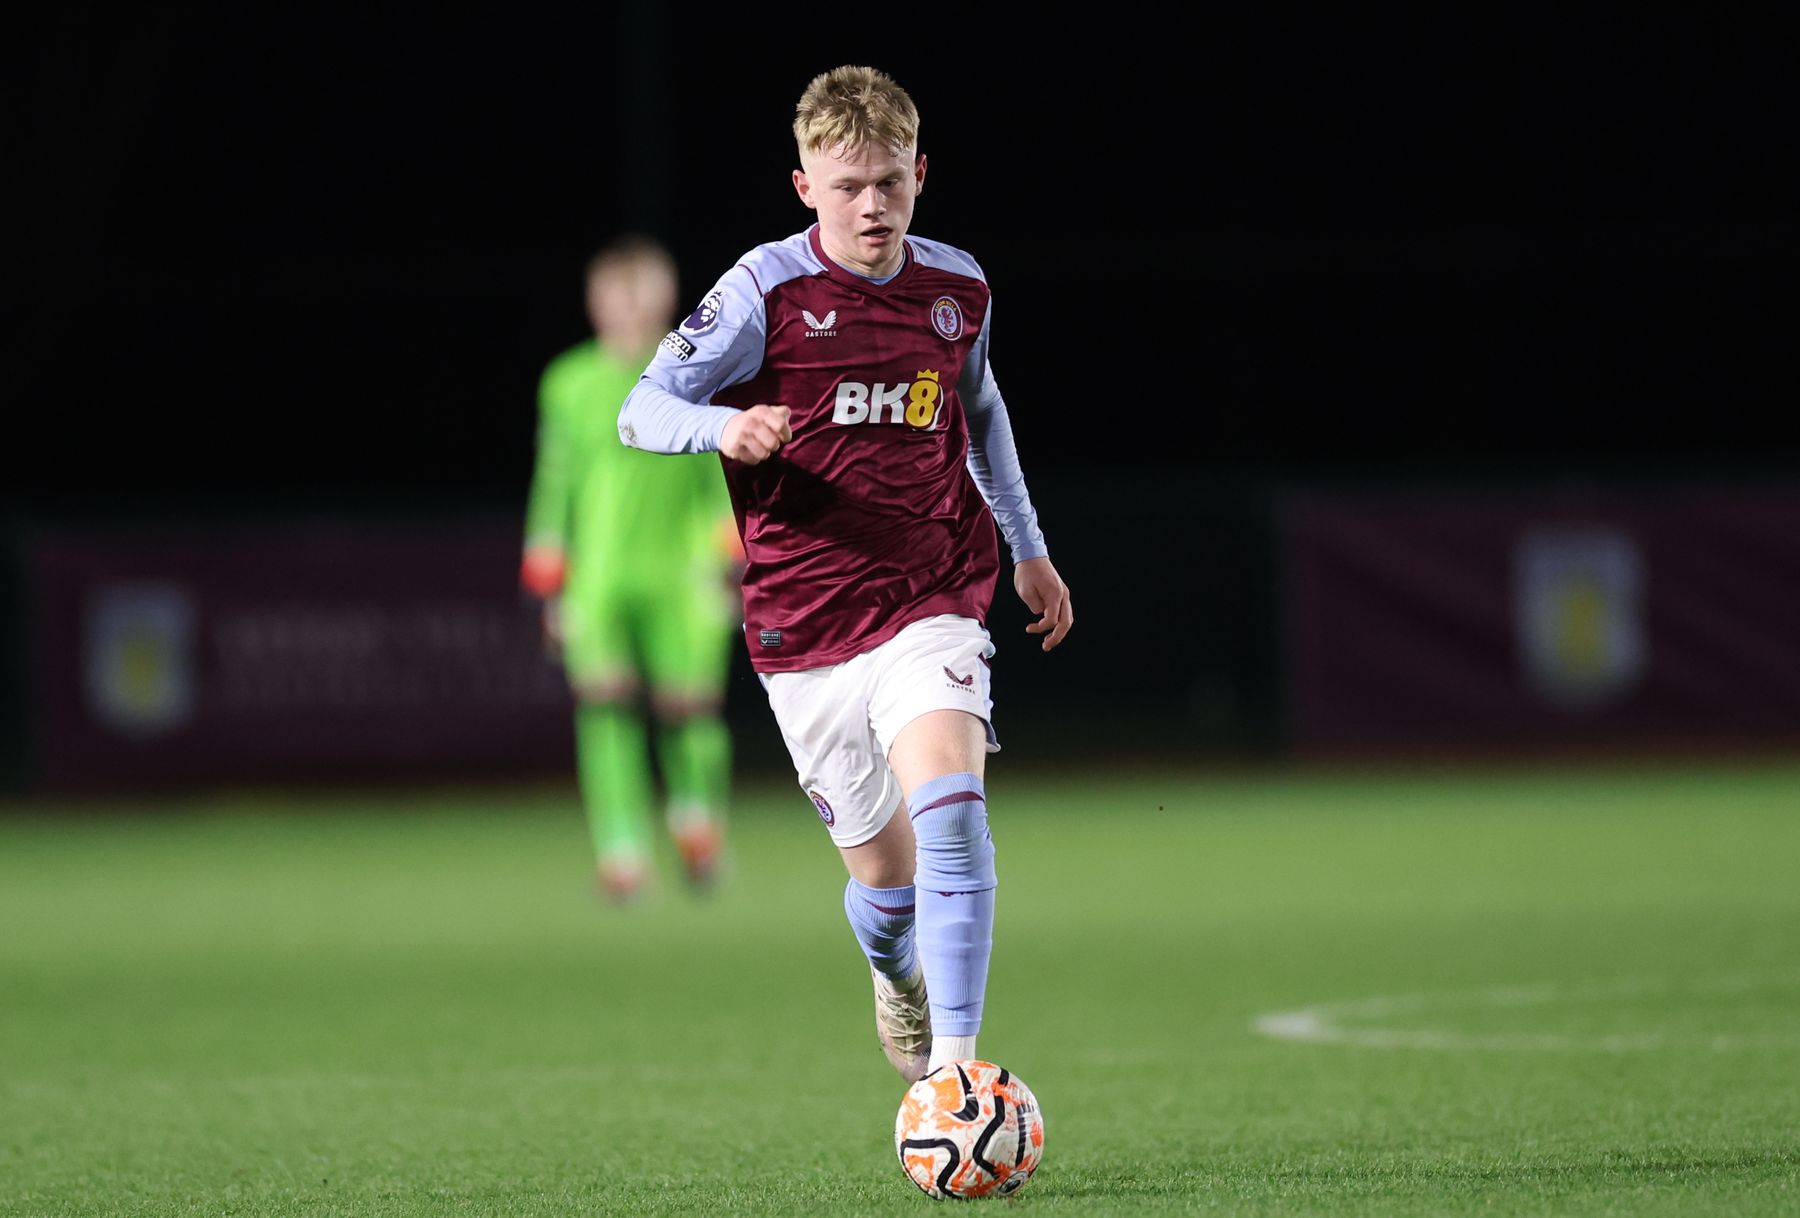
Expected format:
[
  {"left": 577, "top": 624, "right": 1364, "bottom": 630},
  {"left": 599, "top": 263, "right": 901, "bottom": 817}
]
[{"left": 620, "top": 225, "right": 1048, "bottom": 674}]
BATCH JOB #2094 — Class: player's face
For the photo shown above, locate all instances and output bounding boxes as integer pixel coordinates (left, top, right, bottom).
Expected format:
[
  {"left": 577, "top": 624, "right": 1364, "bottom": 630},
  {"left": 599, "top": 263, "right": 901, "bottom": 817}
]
[{"left": 793, "top": 140, "right": 925, "bottom": 278}]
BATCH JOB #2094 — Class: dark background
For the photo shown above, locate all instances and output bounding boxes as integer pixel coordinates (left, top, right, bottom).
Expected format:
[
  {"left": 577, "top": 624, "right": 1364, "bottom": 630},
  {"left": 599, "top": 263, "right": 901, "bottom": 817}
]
[
  {"left": 13, "top": 9, "right": 1797, "bottom": 512},
  {"left": 8, "top": 9, "right": 1799, "bottom": 782}
]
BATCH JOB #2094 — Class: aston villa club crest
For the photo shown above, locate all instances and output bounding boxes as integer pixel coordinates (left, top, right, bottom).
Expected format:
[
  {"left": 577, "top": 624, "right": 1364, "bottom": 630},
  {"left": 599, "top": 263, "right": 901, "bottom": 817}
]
[
  {"left": 929, "top": 296, "right": 963, "bottom": 340},
  {"left": 808, "top": 789, "right": 835, "bottom": 826}
]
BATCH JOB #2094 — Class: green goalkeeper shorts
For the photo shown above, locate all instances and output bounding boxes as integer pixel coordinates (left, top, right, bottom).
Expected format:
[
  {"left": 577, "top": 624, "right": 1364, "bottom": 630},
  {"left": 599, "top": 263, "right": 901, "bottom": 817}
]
[{"left": 560, "top": 567, "right": 735, "bottom": 695}]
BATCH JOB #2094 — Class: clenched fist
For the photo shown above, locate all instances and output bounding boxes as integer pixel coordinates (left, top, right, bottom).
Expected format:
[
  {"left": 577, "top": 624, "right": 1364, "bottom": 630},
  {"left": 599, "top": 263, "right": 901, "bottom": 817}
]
[{"left": 721, "top": 405, "right": 793, "bottom": 464}]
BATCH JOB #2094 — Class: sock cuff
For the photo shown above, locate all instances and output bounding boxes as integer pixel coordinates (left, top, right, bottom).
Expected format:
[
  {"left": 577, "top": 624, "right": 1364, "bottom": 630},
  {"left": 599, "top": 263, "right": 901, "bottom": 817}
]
[
  {"left": 910, "top": 779, "right": 997, "bottom": 892},
  {"left": 846, "top": 877, "right": 917, "bottom": 913},
  {"left": 907, "top": 771, "right": 985, "bottom": 821}
]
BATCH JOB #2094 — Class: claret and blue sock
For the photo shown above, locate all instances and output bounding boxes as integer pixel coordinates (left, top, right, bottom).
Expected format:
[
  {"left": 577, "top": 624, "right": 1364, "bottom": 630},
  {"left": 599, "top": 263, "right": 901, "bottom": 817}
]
[
  {"left": 908, "top": 771, "right": 996, "bottom": 1068},
  {"left": 845, "top": 877, "right": 919, "bottom": 980}
]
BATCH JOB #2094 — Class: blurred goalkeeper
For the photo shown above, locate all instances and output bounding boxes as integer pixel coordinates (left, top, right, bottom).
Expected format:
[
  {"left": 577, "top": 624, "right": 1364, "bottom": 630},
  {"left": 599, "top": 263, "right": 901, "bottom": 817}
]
[{"left": 521, "top": 234, "right": 743, "bottom": 902}]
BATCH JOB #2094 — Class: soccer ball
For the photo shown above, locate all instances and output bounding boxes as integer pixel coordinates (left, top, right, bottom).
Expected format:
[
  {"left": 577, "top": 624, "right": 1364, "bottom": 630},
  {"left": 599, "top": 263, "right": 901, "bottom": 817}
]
[{"left": 894, "top": 1059, "right": 1044, "bottom": 1199}]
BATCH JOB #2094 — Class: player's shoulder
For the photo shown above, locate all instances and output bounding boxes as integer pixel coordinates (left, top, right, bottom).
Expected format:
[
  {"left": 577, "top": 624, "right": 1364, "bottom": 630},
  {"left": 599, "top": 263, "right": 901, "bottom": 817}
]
[
  {"left": 727, "top": 230, "right": 826, "bottom": 297},
  {"left": 540, "top": 340, "right": 596, "bottom": 391},
  {"left": 904, "top": 234, "right": 987, "bottom": 285},
  {"left": 664, "top": 233, "right": 820, "bottom": 350}
]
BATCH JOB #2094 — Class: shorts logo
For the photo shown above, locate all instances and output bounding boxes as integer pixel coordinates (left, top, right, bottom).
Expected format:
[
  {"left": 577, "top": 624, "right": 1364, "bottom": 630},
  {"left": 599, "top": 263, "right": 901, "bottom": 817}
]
[
  {"left": 660, "top": 331, "right": 696, "bottom": 361},
  {"left": 930, "top": 296, "right": 963, "bottom": 341},
  {"left": 758, "top": 628, "right": 783, "bottom": 648},
  {"left": 682, "top": 289, "right": 724, "bottom": 334},
  {"left": 943, "top": 665, "right": 974, "bottom": 688},
  {"left": 807, "top": 789, "right": 835, "bottom": 826},
  {"left": 801, "top": 308, "right": 838, "bottom": 337}
]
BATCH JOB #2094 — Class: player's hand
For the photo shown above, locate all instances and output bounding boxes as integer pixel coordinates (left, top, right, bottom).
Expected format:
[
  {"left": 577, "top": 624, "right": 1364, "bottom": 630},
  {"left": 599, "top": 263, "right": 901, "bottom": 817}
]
[
  {"left": 1014, "top": 556, "right": 1072, "bottom": 652},
  {"left": 520, "top": 545, "right": 566, "bottom": 598},
  {"left": 721, "top": 405, "right": 793, "bottom": 464}
]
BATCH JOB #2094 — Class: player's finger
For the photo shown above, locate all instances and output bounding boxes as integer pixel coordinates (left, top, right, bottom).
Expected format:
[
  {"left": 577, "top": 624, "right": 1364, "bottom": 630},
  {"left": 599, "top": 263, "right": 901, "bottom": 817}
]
[
  {"left": 1034, "top": 589, "right": 1071, "bottom": 650},
  {"left": 769, "top": 406, "right": 794, "bottom": 442},
  {"left": 1044, "top": 591, "right": 1073, "bottom": 649}
]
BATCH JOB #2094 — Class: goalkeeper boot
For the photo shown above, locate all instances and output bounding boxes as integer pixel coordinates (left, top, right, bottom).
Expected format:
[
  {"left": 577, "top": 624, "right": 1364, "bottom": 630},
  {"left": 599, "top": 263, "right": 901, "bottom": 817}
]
[
  {"left": 596, "top": 848, "right": 648, "bottom": 904},
  {"left": 871, "top": 964, "right": 932, "bottom": 1082},
  {"left": 668, "top": 810, "right": 725, "bottom": 893}
]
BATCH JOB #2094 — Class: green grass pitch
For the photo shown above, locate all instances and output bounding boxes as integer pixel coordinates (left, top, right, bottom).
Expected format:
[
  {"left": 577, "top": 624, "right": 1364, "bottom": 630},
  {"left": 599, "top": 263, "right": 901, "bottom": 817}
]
[{"left": 4, "top": 760, "right": 1798, "bottom": 1215}]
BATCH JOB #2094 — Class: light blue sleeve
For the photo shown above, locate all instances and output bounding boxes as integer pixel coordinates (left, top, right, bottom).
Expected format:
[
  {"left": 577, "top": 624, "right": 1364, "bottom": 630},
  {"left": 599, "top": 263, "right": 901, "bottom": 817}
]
[
  {"left": 617, "top": 383, "right": 737, "bottom": 455},
  {"left": 960, "top": 309, "right": 1049, "bottom": 563},
  {"left": 618, "top": 262, "right": 768, "bottom": 455}
]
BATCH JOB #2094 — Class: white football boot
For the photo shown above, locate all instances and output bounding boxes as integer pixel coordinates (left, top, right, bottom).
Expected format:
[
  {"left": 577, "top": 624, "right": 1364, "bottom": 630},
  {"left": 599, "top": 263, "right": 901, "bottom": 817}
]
[{"left": 871, "top": 964, "right": 932, "bottom": 1082}]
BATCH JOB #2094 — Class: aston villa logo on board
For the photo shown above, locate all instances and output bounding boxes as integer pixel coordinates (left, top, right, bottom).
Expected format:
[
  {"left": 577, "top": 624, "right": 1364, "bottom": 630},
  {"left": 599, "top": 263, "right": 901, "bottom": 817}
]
[
  {"left": 1514, "top": 528, "right": 1646, "bottom": 709},
  {"left": 83, "top": 583, "right": 197, "bottom": 736}
]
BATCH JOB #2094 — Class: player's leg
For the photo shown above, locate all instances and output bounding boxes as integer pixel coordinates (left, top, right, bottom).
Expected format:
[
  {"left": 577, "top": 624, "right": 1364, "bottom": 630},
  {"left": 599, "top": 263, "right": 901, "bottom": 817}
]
[
  {"left": 648, "top": 687, "right": 731, "bottom": 888},
  {"left": 644, "top": 569, "right": 735, "bottom": 889},
  {"left": 887, "top": 710, "right": 992, "bottom": 1071},
  {"left": 572, "top": 684, "right": 652, "bottom": 899},
  {"left": 839, "top": 803, "right": 918, "bottom": 958},
  {"left": 840, "top": 804, "right": 930, "bottom": 1081},
  {"left": 872, "top": 615, "right": 1001, "bottom": 1072},
  {"left": 563, "top": 577, "right": 654, "bottom": 901},
  {"left": 762, "top": 659, "right": 930, "bottom": 1081}
]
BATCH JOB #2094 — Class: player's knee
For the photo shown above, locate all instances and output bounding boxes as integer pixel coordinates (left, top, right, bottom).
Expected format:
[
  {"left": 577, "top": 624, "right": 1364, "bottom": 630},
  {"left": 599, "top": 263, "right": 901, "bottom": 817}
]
[
  {"left": 911, "top": 776, "right": 996, "bottom": 892},
  {"left": 650, "top": 689, "right": 721, "bottom": 723},
  {"left": 573, "top": 673, "right": 640, "bottom": 706}
]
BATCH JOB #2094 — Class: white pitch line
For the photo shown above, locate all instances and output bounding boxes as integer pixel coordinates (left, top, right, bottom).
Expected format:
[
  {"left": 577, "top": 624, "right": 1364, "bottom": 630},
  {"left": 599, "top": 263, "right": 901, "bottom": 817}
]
[{"left": 1252, "top": 973, "right": 1800, "bottom": 1052}]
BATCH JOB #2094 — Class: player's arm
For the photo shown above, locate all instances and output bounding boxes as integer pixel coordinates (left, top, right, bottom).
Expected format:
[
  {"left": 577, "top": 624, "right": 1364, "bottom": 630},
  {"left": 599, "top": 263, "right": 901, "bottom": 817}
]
[
  {"left": 961, "top": 323, "right": 1073, "bottom": 652},
  {"left": 618, "top": 265, "right": 792, "bottom": 464}
]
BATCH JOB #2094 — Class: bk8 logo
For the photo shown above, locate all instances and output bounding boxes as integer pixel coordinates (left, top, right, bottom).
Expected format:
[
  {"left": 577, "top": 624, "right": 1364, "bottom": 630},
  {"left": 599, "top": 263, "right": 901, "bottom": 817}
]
[{"left": 830, "top": 371, "right": 943, "bottom": 429}]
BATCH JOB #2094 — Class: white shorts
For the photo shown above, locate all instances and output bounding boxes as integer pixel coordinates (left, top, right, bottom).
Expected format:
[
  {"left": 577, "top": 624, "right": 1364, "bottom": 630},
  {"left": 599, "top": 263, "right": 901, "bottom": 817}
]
[{"left": 760, "top": 613, "right": 1000, "bottom": 848}]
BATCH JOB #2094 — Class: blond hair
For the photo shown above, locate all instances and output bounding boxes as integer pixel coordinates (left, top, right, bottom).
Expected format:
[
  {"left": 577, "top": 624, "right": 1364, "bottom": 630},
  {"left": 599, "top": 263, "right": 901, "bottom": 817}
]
[{"left": 792, "top": 65, "right": 920, "bottom": 160}]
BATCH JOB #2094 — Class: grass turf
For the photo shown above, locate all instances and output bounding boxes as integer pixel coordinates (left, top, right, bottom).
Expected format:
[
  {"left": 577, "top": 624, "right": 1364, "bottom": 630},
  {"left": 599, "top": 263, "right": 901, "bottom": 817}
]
[{"left": 3, "top": 760, "right": 1798, "bottom": 1215}]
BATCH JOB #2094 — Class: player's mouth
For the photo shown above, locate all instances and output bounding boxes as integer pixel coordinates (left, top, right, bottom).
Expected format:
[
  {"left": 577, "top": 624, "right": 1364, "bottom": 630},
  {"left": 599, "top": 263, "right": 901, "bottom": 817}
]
[{"left": 860, "top": 225, "right": 891, "bottom": 240}]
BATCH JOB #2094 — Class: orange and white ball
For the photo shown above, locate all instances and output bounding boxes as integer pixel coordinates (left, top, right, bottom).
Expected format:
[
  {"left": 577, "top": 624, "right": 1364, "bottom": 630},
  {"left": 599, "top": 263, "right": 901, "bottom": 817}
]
[{"left": 894, "top": 1060, "right": 1045, "bottom": 1199}]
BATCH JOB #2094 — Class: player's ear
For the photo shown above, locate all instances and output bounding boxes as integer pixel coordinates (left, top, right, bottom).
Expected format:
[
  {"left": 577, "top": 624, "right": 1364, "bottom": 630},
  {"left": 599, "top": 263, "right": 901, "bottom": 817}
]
[
  {"left": 793, "top": 169, "right": 817, "bottom": 210},
  {"left": 914, "top": 153, "right": 926, "bottom": 195}
]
